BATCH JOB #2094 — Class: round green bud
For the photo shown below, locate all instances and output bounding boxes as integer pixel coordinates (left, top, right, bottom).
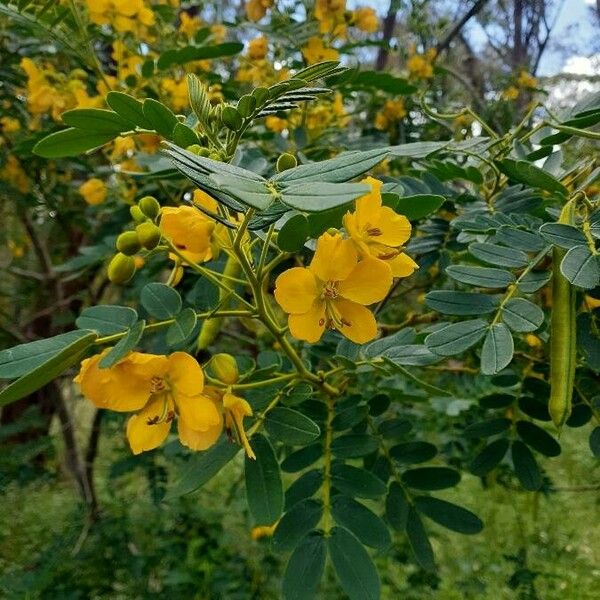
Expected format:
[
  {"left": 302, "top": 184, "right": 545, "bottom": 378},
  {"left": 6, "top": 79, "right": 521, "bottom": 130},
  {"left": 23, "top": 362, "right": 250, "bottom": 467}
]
[
  {"left": 136, "top": 222, "right": 162, "bottom": 250},
  {"left": 115, "top": 231, "right": 141, "bottom": 256},
  {"left": 221, "top": 105, "right": 243, "bottom": 131},
  {"left": 276, "top": 153, "right": 297, "bottom": 172},
  {"left": 138, "top": 195, "right": 160, "bottom": 220},
  {"left": 210, "top": 353, "right": 239, "bottom": 385},
  {"left": 108, "top": 253, "right": 135, "bottom": 284},
  {"left": 130, "top": 205, "right": 146, "bottom": 224}
]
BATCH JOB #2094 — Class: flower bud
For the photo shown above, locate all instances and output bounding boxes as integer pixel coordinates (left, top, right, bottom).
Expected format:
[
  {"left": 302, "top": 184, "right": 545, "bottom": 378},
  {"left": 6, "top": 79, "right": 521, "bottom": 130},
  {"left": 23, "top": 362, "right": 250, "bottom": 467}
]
[
  {"left": 136, "top": 222, "right": 162, "bottom": 250},
  {"left": 130, "top": 205, "right": 146, "bottom": 223},
  {"left": 116, "top": 231, "right": 141, "bottom": 255},
  {"left": 276, "top": 153, "right": 297, "bottom": 172},
  {"left": 211, "top": 353, "right": 239, "bottom": 384},
  {"left": 108, "top": 253, "right": 135, "bottom": 284},
  {"left": 187, "top": 144, "right": 211, "bottom": 157},
  {"left": 221, "top": 106, "right": 243, "bottom": 131},
  {"left": 138, "top": 195, "right": 160, "bottom": 220}
]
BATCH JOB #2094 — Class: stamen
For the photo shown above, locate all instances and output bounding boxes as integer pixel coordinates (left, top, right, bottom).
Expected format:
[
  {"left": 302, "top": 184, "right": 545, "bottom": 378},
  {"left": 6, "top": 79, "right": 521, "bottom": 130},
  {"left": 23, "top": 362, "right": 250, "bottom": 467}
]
[
  {"left": 367, "top": 227, "right": 382, "bottom": 237},
  {"left": 150, "top": 376, "right": 166, "bottom": 394}
]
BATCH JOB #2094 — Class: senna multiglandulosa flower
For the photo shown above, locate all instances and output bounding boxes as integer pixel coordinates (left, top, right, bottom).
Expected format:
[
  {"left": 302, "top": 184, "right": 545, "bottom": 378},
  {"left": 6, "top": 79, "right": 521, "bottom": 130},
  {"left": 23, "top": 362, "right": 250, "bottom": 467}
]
[
  {"left": 274, "top": 232, "right": 392, "bottom": 344},
  {"left": 74, "top": 351, "right": 222, "bottom": 454},
  {"left": 343, "top": 177, "right": 418, "bottom": 277},
  {"left": 223, "top": 392, "right": 255, "bottom": 459},
  {"left": 159, "top": 206, "right": 215, "bottom": 264}
]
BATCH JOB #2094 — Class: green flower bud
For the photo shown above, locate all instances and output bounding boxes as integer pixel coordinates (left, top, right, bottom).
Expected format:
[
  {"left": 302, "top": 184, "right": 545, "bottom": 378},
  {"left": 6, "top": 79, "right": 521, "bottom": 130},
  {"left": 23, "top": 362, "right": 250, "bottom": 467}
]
[
  {"left": 276, "top": 153, "right": 297, "bottom": 172},
  {"left": 221, "top": 105, "right": 243, "bottom": 131},
  {"left": 186, "top": 144, "right": 211, "bottom": 157},
  {"left": 138, "top": 195, "right": 160, "bottom": 220},
  {"left": 211, "top": 353, "right": 239, "bottom": 385},
  {"left": 130, "top": 205, "right": 146, "bottom": 224},
  {"left": 115, "top": 231, "right": 141, "bottom": 256},
  {"left": 108, "top": 253, "right": 135, "bottom": 284},
  {"left": 136, "top": 222, "right": 162, "bottom": 250}
]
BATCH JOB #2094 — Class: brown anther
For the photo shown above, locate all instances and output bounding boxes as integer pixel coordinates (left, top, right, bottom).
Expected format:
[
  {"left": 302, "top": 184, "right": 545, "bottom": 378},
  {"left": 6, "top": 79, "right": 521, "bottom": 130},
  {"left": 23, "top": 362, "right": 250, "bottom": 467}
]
[
  {"left": 341, "top": 318, "right": 352, "bottom": 327},
  {"left": 319, "top": 318, "right": 325, "bottom": 326},
  {"left": 367, "top": 227, "right": 383, "bottom": 237},
  {"left": 378, "top": 250, "right": 399, "bottom": 260},
  {"left": 146, "top": 415, "right": 160, "bottom": 425},
  {"left": 166, "top": 411, "right": 175, "bottom": 422},
  {"left": 150, "top": 376, "right": 166, "bottom": 394}
]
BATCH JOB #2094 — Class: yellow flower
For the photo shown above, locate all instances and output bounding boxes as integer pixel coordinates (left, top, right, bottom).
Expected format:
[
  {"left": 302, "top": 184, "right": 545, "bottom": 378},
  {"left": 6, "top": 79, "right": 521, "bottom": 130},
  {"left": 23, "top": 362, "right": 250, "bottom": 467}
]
[
  {"left": 159, "top": 206, "right": 215, "bottom": 264},
  {"left": 275, "top": 232, "right": 392, "bottom": 344},
  {"left": 1, "top": 155, "right": 29, "bottom": 193},
  {"left": 517, "top": 71, "right": 538, "bottom": 89},
  {"left": 343, "top": 177, "right": 418, "bottom": 277},
  {"left": 86, "top": 0, "right": 155, "bottom": 35},
  {"left": 584, "top": 295, "right": 600, "bottom": 310},
  {"left": 75, "top": 351, "right": 222, "bottom": 454},
  {"left": 247, "top": 36, "right": 269, "bottom": 60},
  {"left": 161, "top": 78, "right": 188, "bottom": 112},
  {"left": 79, "top": 178, "right": 107, "bottom": 205},
  {"left": 265, "top": 115, "right": 288, "bottom": 132},
  {"left": 502, "top": 85, "right": 520, "bottom": 101},
  {"left": 301, "top": 37, "right": 340, "bottom": 65},
  {"left": 211, "top": 24, "right": 227, "bottom": 42},
  {"left": 246, "top": 0, "right": 273, "bottom": 22},
  {"left": 375, "top": 99, "right": 407, "bottom": 130},
  {"left": 110, "top": 136, "right": 136, "bottom": 160},
  {"left": 223, "top": 392, "right": 255, "bottom": 459},
  {"left": 0, "top": 116, "right": 21, "bottom": 133},
  {"left": 315, "top": 0, "right": 346, "bottom": 35},
  {"left": 525, "top": 334, "right": 543, "bottom": 349},
  {"left": 406, "top": 47, "right": 436, "bottom": 79},
  {"left": 179, "top": 11, "right": 202, "bottom": 38},
  {"left": 353, "top": 7, "right": 378, "bottom": 32},
  {"left": 251, "top": 523, "right": 278, "bottom": 540}
]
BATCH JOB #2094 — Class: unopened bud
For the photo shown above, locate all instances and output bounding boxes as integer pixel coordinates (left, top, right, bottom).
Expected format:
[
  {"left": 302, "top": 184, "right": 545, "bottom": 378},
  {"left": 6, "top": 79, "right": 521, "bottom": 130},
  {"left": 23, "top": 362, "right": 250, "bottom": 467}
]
[
  {"left": 130, "top": 205, "right": 146, "bottom": 223},
  {"left": 116, "top": 231, "right": 141, "bottom": 255},
  {"left": 211, "top": 353, "right": 239, "bottom": 384},
  {"left": 138, "top": 196, "right": 160, "bottom": 220},
  {"left": 276, "top": 153, "right": 297, "bottom": 172},
  {"left": 108, "top": 253, "right": 135, "bottom": 284},
  {"left": 136, "top": 222, "right": 162, "bottom": 250}
]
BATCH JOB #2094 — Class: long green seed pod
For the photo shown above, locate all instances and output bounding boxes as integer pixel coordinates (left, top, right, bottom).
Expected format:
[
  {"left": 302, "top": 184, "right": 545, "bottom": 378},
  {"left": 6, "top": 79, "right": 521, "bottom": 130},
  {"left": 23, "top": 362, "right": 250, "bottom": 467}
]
[
  {"left": 196, "top": 254, "right": 241, "bottom": 351},
  {"left": 549, "top": 201, "right": 577, "bottom": 428}
]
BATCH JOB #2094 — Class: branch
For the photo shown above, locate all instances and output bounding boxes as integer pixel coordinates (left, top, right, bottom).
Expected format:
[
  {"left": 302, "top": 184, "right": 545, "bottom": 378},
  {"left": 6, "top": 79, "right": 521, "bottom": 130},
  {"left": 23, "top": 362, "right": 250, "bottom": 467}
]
[
  {"left": 375, "top": 0, "right": 402, "bottom": 71},
  {"left": 435, "top": 0, "right": 489, "bottom": 54}
]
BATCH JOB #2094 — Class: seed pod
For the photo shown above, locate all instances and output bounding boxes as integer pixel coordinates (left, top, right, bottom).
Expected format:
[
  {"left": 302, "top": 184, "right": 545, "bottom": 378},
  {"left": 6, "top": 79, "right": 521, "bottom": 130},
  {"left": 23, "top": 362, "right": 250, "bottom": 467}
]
[
  {"left": 108, "top": 253, "right": 136, "bottom": 284},
  {"left": 549, "top": 200, "right": 577, "bottom": 428},
  {"left": 221, "top": 106, "right": 243, "bottom": 131},
  {"left": 237, "top": 94, "right": 257, "bottom": 118},
  {"left": 136, "top": 222, "right": 162, "bottom": 250},
  {"left": 116, "top": 231, "right": 141, "bottom": 255},
  {"left": 138, "top": 196, "right": 160, "bottom": 220},
  {"left": 130, "top": 205, "right": 146, "bottom": 223},
  {"left": 276, "top": 153, "right": 297, "bottom": 172},
  {"left": 211, "top": 353, "right": 239, "bottom": 384}
]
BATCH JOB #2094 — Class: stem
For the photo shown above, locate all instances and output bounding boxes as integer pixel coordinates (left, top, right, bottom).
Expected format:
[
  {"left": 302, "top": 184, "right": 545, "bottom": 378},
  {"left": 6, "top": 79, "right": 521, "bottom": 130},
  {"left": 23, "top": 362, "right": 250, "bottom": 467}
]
[{"left": 321, "top": 394, "right": 335, "bottom": 535}]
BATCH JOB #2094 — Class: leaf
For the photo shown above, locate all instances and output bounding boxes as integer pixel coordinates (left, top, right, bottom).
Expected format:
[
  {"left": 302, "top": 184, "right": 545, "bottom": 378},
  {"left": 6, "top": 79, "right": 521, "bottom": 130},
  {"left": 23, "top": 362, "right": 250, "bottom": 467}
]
[
  {"left": 414, "top": 497, "right": 483, "bottom": 535},
  {"left": 272, "top": 147, "right": 390, "bottom": 184},
  {"left": 394, "top": 194, "right": 445, "bottom": 220},
  {"left": 502, "top": 298, "right": 544, "bottom": 332},
  {"left": 480, "top": 323, "right": 514, "bottom": 375},
  {"left": 143, "top": 98, "right": 178, "bottom": 138},
  {"left": 280, "top": 182, "right": 370, "bottom": 212},
  {"left": 330, "top": 464, "right": 387, "bottom": 499},
  {"left": 165, "top": 437, "right": 239, "bottom": 498},
  {"left": 539, "top": 223, "right": 587, "bottom": 249},
  {"left": 469, "top": 243, "right": 529, "bottom": 268},
  {"left": 61, "top": 108, "right": 131, "bottom": 133},
  {"left": 106, "top": 91, "right": 151, "bottom": 128},
  {"left": 157, "top": 42, "right": 244, "bottom": 69},
  {"left": 425, "top": 319, "right": 488, "bottom": 356},
  {"left": 328, "top": 527, "right": 381, "bottom": 600},
  {"left": 446, "top": 265, "right": 515, "bottom": 289},
  {"left": 99, "top": 320, "right": 145, "bottom": 368},
  {"left": 364, "top": 327, "right": 416, "bottom": 358},
  {"left": 331, "top": 495, "right": 391, "bottom": 549},
  {"left": 463, "top": 418, "right": 512, "bottom": 438},
  {"left": 278, "top": 214, "right": 309, "bottom": 252},
  {"left": 425, "top": 291, "right": 498, "bottom": 316},
  {"left": 265, "top": 408, "right": 321, "bottom": 445},
  {"left": 285, "top": 470, "right": 323, "bottom": 510},
  {"left": 589, "top": 427, "right": 600, "bottom": 458},
  {"left": 210, "top": 173, "right": 273, "bottom": 210},
  {"left": 166, "top": 308, "right": 197, "bottom": 346},
  {"left": 331, "top": 434, "right": 378, "bottom": 458},
  {"left": 406, "top": 508, "right": 436, "bottom": 571},
  {"left": 33, "top": 128, "right": 116, "bottom": 158},
  {"left": 518, "top": 271, "right": 551, "bottom": 293},
  {"left": 469, "top": 438, "right": 509, "bottom": 476},
  {"left": 383, "top": 345, "right": 439, "bottom": 366},
  {"left": 280, "top": 443, "right": 322, "bottom": 472},
  {"left": 389, "top": 141, "right": 449, "bottom": 158},
  {"left": 385, "top": 482, "right": 409, "bottom": 531},
  {"left": 245, "top": 434, "right": 284, "bottom": 525},
  {"left": 378, "top": 417, "right": 413, "bottom": 439},
  {"left": 141, "top": 283, "right": 182, "bottom": 319},
  {"left": 560, "top": 245, "right": 600, "bottom": 289},
  {"left": 294, "top": 60, "right": 341, "bottom": 81},
  {"left": 331, "top": 405, "right": 369, "bottom": 431},
  {"left": 497, "top": 159, "right": 567, "bottom": 195},
  {"left": 516, "top": 421, "right": 561, "bottom": 457},
  {"left": 0, "top": 331, "right": 95, "bottom": 379},
  {"left": 494, "top": 227, "right": 545, "bottom": 252},
  {"left": 511, "top": 440, "right": 542, "bottom": 491},
  {"left": 281, "top": 532, "right": 326, "bottom": 600},
  {"left": 75, "top": 305, "right": 138, "bottom": 335},
  {"left": 272, "top": 498, "right": 323, "bottom": 552},
  {"left": 172, "top": 122, "right": 200, "bottom": 147},
  {"left": 402, "top": 467, "right": 461, "bottom": 491},
  {"left": 0, "top": 332, "right": 97, "bottom": 407},
  {"left": 389, "top": 441, "right": 438, "bottom": 464}
]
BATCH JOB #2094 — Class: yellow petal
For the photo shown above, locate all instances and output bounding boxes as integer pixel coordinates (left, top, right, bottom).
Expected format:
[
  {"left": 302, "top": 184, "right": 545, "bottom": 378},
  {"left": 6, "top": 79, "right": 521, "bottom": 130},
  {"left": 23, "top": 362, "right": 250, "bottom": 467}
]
[
  {"left": 160, "top": 206, "right": 215, "bottom": 254},
  {"left": 355, "top": 177, "right": 384, "bottom": 230},
  {"left": 288, "top": 300, "right": 326, "bottom": 343},
  {"left": 177, "top": 393, "right": 223, "bottom": 451},
  {"left": 373, "top": 207, "right": 412, "bottom": 247},
  {"left": 335, "top": 298, "right": 378, "bottom": 344},
  {"left": 168, "top": 352, "right": 204, "bottom": 396},
  {"left": 338, "top": 258, "right": 392, "bottom": 305},
  {"left": 310, "top": 232, "right": 357, "bottom": 283},
  {"left": 126, "top": 396, "right": 172, "bottom": 455},
  {"left": 274, "top": 267, "right": 319, "bottom": 314},
  {"left": 223, "top": 392, "right": 255, "bottom": 459},
  {"left": 176, "top": 393, "right": 221, "bottom": 432},
  {"left": 389, "top": 252, "right": 419, "bottom": 277}
]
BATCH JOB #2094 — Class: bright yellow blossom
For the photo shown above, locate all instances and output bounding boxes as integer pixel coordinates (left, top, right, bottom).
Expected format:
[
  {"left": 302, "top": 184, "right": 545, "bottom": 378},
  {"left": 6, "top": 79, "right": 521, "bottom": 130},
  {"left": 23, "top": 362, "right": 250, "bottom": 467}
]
[
  {"left": 1, "top": 155, "right": 30, "bottom": 193},
  {"left": 517, "top": 71, "right": 538, "bottom": 89},
  {"left": 343, "top": 177, "right": 418, "bottom": 277},
  {"left": 0, "top": 116, "right": 21, "bottom": 133},
  {"left": 161, "top": 78, "right": 188, "bottom": 112},
  {"left": 502, "top": 86, "right": 520, "bottom": 101},
  {"left": 86, "top": 0, "right": 155, "bottom": 35},
  {"left": 315, "top": 0, "right": 346, "bottom": 35},
  {"left": 275, "top": 232, "right": 392, "bottom": 344},
  {"left": 265, "top": 115, "right": 288, "bottom": 133},
  {"left": 353, "top": 7, "right": 378, "bottom": 32},
  {"left": 223, "top": 392, "right": 255, "bottom": 459},
  {"left": 160, "top": 206, "right": 215, "bottom": 264},
  {"left": 79, "top": 178, "right": 107, "bottom": 205},
  {"left": 247, "top": 36, "right": 269, "bottom": 60},
  {"left": 246, "top": 0, "right": 273, "bottom": 22},
  {"left": 375, "top": 98, "right": 407, "bottom": 130},
  {"left": 179, "top": 11, "right": 202, "bottom": 38},
  {"left": 406, "top": 47, "right": 436, "bottom": 79},
  {"left": 301, "top": 37, "right": 340, "bottom": 65},
  {"left": 75, "top": 351, "right": 222, "bottom": 454},
  {"left": 211, "top": 24, "right": 227, "bottom": 42}
]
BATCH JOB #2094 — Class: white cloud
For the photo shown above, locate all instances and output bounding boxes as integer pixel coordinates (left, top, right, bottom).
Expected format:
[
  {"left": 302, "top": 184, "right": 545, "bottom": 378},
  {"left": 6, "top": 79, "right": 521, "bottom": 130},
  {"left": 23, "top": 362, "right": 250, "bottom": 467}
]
[{"left": 563, "top": 54, "right": 600, "bottom": 75}]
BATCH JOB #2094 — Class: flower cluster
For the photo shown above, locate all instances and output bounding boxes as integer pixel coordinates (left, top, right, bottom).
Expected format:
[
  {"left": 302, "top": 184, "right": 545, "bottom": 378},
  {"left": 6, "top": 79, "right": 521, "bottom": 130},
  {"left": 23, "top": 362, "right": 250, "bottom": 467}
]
[
  {"left": 275, "top": 177, "right": 417, "bottom": 344},
  {"left": 406, "top": 46, "right": 437, "bottom": 80},
  {"left": 86, "top": 0, "right": 155, "bottom": 36},
  {"left": 375, "top": 99, "right": 407, "bottom": 131}
]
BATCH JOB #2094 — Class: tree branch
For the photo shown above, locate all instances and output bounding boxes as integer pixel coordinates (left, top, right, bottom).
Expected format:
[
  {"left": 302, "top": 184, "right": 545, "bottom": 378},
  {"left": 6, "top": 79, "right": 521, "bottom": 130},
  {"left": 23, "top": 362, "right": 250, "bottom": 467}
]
[{"left": 435, "top": 0, "right": 489, "bottom": 54}]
